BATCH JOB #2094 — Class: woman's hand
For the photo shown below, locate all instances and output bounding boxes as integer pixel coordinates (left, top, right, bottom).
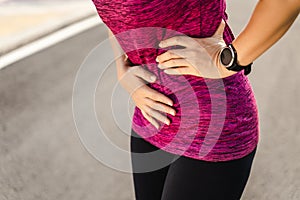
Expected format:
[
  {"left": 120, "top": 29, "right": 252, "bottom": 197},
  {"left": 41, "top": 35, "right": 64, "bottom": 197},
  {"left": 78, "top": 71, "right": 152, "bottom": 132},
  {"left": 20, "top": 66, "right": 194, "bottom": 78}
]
[
  {"left": 118, "top": 56, "right": 176, "bottom": 130},
  {"left": 156, "top": 20, "right": 237, "bottom": 79}
]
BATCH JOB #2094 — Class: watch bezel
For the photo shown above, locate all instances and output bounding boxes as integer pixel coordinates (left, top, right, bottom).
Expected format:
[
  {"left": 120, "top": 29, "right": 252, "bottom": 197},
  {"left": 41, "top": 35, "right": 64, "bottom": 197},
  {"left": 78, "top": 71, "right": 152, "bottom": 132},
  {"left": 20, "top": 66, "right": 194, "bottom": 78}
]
[{"left": 220, "top": 46, "right": 235, "bottom": 68}]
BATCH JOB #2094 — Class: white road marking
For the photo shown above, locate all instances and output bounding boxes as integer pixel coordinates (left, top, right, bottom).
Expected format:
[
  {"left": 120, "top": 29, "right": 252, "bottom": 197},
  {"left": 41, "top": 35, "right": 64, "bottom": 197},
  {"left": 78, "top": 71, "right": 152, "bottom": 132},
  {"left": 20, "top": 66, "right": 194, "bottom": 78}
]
[{"left": 0, "top": 15, "right": 103, "bottom": 70}]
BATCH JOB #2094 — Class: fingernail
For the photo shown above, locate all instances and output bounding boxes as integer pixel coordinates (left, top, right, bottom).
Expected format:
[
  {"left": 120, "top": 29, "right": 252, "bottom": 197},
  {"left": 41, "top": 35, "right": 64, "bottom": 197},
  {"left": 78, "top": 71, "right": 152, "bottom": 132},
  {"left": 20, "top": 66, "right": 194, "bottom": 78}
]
[
  {"left": 170, "top": 110, "right": 176, "bottom": 116},
  {"left": 150, "top": 75, "right": 156, "bottom": 82},
  {"left": 156, "top": 57, "right": 159, "bottom": 62},
  {"left": 166, "top": 120, "right": 170, "bottom": 125},
  {"left": 167, "top": 102, "right": 173, "bottom": 106}
]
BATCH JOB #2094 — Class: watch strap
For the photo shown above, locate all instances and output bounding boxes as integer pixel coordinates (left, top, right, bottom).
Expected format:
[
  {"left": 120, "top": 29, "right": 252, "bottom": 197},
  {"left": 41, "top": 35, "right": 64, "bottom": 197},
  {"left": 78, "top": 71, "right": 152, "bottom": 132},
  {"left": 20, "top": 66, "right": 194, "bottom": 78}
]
[{"left": 227, "top": 44, "right": 252, "bottom": 76}]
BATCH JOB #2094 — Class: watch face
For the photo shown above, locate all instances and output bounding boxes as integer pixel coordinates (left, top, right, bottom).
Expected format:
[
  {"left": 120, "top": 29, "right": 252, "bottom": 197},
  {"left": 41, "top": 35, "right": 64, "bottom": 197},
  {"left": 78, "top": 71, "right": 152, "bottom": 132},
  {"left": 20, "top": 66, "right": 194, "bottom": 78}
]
[{"left": 221, "top": 47, "right": 233, "bottom": 66}]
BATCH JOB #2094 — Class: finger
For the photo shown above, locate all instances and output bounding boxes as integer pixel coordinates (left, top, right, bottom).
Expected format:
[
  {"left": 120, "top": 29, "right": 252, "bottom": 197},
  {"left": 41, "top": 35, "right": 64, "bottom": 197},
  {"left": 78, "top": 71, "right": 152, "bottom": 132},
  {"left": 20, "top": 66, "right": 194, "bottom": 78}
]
[
  {"left": 144, "top": 87, "right": 174, "bottom": 106},
  {"left": 157, "top": 58, "right": 189, "bottom": 70},
  {"left": 144, "top": 97, "right": 176, "bottom": 116},
  {"left": 158, "top": 35, "right": 195, "bottom": 48},
  {"left": 132, "top": 66, "right": 157, "bottom": 82},
  {"left": 213, "top": 19, "right": 226, "bottom": 37},
  {"left": 156, "top": 49, "right": 187, "bottom": 63},
  {"left": 144, "top": 106, "right": 170, "bottom": 125},
  {"left": 163, "top": 66, "right": 192, "bottom": 75},
  {"left": 141, "top": 109, "right": 160, "bottom": 129}
]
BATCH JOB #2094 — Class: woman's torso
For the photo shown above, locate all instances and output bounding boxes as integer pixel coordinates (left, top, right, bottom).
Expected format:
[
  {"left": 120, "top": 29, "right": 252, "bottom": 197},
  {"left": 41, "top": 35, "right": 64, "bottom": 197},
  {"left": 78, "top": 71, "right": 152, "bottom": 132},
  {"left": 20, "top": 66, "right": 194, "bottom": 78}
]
[{"left": 92, "top": 0, "right": 259, "bottom": 162}]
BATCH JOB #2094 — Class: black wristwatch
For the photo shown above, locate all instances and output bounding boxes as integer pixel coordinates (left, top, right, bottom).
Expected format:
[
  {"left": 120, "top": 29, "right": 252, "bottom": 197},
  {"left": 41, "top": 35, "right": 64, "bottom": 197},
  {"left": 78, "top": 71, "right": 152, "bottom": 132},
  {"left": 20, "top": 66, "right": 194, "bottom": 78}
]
[{"left": 219, "top": 44, "right": 252, "bottom": 76}]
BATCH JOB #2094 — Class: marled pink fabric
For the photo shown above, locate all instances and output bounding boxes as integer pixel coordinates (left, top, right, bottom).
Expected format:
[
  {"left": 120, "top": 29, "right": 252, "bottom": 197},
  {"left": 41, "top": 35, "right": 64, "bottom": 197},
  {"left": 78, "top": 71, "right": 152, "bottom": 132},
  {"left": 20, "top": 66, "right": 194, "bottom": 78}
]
[{"left": 92, "top": 0, "right": 259, "bottom": 161}]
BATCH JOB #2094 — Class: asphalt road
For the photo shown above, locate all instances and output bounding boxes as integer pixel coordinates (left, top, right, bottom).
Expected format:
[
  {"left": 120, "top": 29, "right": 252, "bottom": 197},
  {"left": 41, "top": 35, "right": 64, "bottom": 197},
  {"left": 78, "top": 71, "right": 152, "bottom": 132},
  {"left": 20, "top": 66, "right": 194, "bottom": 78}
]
[{"left": 0, "top": 1, "right": 299, "bottom": 199}]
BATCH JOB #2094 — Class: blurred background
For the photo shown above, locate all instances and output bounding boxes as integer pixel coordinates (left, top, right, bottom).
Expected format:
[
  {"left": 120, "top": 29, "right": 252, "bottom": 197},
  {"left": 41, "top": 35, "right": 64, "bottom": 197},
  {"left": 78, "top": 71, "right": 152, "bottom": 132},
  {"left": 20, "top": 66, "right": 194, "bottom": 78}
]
[{"left": 0, "top": 0, "right": 299, "bottom": 199}]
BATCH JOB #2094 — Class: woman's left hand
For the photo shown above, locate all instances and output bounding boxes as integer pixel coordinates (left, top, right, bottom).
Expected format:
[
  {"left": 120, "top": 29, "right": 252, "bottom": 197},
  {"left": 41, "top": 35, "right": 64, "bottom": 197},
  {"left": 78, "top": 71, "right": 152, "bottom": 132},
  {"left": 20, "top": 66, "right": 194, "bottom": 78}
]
[{"left": 156, "top": 19, "right": 237, "bottom": 79}]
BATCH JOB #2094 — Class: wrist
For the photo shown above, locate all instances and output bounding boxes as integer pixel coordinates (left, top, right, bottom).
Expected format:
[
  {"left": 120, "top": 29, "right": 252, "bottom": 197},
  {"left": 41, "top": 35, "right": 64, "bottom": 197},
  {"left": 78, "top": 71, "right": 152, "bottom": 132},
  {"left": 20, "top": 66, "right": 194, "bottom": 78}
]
[
  {"left": 215, "top": 48, "right": 237, "bottom": 77},
  {"left": 231, "top": 40, "right": 252, "bottom": 66},
  {"left": 219, "top": 44, "right": 253, "bottom": 76}
]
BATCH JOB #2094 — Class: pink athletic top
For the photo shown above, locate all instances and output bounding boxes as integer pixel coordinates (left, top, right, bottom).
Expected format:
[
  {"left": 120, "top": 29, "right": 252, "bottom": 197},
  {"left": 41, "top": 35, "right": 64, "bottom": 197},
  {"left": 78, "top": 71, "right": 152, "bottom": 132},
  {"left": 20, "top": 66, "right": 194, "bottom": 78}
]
[{"left": 92, "top": 0, "right": 259, "bottom": 162}]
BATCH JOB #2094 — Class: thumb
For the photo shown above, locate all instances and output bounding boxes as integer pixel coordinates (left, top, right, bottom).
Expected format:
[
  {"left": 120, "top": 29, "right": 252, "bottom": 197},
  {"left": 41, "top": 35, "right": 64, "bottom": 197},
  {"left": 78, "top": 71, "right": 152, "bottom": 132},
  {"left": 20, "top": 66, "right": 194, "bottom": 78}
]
[
  {"left": 213, "top": 19, "right": 226, "bottom": 37},
  {"left": 133, "top": 66, "right": 157, "bottom": 83}
]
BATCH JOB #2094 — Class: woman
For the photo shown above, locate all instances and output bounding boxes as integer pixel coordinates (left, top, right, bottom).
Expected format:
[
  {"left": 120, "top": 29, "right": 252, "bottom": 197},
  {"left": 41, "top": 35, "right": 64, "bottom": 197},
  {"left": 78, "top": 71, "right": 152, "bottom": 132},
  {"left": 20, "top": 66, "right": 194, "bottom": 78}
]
[{"left": 91, "top": 0, "right": 300, "bottom": 199}]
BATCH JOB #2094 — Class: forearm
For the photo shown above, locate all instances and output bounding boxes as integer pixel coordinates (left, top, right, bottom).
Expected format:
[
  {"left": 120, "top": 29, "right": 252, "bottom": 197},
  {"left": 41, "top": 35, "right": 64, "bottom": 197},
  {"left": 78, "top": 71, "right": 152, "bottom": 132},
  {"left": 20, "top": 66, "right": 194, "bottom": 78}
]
[
  {"left": 107, "top": 29, "right": 127, "bottom": 80},
  {"left": 232, "top": 0, "right": 300, "bottom": 66}
]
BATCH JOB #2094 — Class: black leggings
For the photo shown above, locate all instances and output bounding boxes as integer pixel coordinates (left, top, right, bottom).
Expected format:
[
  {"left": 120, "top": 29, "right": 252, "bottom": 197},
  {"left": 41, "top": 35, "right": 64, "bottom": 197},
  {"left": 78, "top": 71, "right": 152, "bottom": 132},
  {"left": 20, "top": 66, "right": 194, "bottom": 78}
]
[{"left": 130, "top": 129, "right": 257, "bottom": 200}]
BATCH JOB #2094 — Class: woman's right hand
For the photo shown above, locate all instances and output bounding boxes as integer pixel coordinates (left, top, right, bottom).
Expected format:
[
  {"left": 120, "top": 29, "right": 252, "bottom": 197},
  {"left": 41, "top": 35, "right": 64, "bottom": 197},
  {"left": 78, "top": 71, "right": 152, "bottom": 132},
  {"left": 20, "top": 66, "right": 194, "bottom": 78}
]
[{"left": 118, "top": 56, "right": 176, "bottom": 129}]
